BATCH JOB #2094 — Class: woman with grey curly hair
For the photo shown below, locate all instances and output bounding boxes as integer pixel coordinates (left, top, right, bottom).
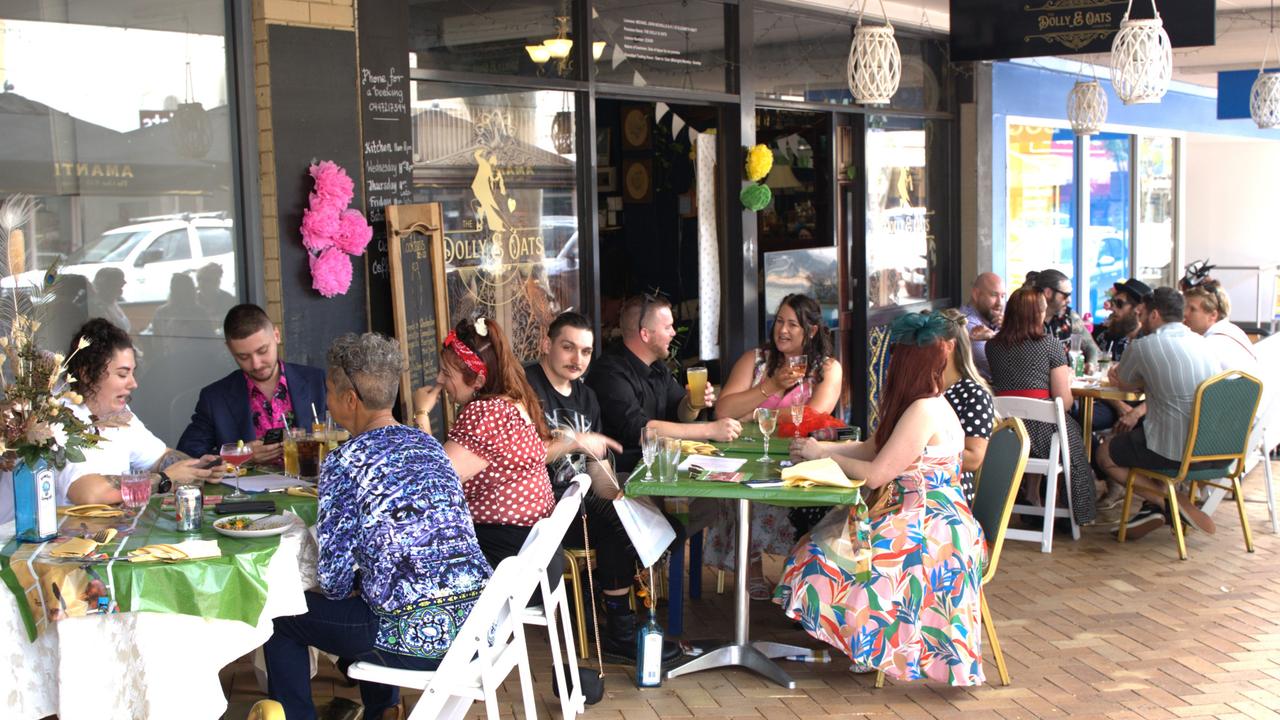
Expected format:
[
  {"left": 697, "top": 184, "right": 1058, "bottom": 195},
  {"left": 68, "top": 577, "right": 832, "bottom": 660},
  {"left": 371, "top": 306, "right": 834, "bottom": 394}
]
[{"left": 263, "top": 333, "right": 491, "bottom": 720}]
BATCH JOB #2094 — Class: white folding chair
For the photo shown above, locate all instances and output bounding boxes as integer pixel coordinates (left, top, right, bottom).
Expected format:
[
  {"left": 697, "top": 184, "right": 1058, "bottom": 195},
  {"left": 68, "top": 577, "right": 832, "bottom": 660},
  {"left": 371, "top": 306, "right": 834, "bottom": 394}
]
[
  {"left": 994, "top": 396, "right": 1079, "bottom": 553},
  {"left": 521, "top": 474, "right": 591, "bottom": 719},
  {"left": 347, "top": 557, "right": 540, "bottom": 720}
]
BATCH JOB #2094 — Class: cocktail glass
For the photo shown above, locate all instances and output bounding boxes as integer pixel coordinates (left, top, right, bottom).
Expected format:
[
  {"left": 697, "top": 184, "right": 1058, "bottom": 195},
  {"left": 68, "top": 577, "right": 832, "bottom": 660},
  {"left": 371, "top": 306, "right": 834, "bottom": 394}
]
[{"left": 220, "top": 442, "right": 254, "bottom": 499}]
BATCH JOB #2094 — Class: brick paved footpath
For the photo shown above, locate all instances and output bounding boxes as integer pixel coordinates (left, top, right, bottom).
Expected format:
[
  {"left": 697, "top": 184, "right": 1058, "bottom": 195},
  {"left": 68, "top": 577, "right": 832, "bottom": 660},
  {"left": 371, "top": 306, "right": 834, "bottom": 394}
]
[{"left": 221, "top": 463, "right": 1280, "bottom": 719}]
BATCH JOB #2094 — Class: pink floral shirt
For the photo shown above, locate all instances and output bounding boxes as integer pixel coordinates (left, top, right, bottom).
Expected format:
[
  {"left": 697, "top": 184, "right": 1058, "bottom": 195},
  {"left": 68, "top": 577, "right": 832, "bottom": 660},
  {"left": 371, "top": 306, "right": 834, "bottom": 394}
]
[{"left": 245, "top": 363, "right": 294, "bottom": 439}]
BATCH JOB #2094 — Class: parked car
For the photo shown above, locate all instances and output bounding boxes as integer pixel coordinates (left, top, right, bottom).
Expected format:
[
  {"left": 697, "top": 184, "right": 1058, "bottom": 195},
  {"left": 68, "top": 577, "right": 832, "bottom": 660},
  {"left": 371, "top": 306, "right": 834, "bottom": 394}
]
[{"left": 2, "top": 213, "right": 235, "bottom": 305}]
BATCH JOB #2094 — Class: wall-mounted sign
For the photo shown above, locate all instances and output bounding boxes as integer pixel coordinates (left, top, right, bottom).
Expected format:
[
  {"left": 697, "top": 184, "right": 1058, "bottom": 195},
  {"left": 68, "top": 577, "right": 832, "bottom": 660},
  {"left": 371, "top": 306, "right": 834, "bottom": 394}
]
[
  {"left": 138, "top": 110, "right": 174, "bottom": 128},
  {"left": 950, "top": 0, "right": 1215, "bottom": 62}
]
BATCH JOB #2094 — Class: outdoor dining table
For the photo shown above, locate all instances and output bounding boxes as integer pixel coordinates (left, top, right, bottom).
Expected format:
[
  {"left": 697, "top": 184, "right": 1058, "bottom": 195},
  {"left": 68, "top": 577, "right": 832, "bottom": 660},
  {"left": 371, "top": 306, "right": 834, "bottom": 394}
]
[
  {"left": 626, "top": 424, "right": 862, "bottom": 689},
  {"left": 0, "top": 480, "right": 318, "bottom": 720},
  {"left": 1071, "top": 378, "right": 1144, "bottom": 461}
]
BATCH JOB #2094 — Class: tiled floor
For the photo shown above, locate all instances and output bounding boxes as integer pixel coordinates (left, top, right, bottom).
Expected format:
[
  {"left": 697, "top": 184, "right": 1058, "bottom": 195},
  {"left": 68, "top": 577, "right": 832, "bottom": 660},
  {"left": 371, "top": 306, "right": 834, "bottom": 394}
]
[{"left": 220, "top": 464, "right": 1280, "bottom": 719}]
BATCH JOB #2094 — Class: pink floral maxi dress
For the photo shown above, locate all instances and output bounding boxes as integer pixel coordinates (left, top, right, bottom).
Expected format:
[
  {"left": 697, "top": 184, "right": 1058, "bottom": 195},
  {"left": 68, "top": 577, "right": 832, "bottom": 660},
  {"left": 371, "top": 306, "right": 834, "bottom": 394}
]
[{"left": 773, "top": 437, "right": 988, "bottom": 686}]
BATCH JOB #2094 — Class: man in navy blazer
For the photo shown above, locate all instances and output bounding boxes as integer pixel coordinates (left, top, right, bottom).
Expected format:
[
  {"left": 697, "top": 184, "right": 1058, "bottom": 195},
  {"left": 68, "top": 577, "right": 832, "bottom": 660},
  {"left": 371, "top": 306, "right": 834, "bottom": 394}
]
[{"left": 177, "top": 304, "right": 326, "bottom": 461}]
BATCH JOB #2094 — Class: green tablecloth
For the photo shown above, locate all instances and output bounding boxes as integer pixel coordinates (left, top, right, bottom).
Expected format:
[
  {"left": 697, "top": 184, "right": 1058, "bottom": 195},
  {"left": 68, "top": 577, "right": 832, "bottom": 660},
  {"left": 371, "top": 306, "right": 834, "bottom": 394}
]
[
  {"left": 2, "top": 482, "right": 317, "bottom": 642},
  {"left": 714, "top": 421, "right": 795, "bottom": 456}
]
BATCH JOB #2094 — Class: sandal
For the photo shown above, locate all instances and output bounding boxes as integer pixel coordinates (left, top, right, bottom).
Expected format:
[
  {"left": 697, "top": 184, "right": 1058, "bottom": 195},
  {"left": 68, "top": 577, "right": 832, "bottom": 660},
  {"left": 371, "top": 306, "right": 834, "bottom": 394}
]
[{"left": 748, "top": 575, "right": 772, "bottom": 601}]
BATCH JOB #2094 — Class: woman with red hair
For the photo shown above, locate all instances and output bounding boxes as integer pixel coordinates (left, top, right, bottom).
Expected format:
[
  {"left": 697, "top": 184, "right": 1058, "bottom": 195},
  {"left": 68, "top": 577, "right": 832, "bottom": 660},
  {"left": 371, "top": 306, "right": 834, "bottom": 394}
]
[{"left": 777, "top": 313, "right": 987, "bottom": 686}]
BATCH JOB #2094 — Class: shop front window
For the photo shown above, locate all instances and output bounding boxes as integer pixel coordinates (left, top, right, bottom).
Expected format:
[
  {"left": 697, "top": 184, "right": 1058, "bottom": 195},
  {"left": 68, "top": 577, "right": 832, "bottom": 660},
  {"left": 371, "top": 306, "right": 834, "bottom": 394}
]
[
  {"left": 0, "top": 3, "right": 242, "bottom": 445},
  {"left": 410, "top": 0, "right": 580, "bottom": 80},
  {"left": 591, "top": 0, "right": 729, "bottom": 93},
  {"left": 1007, "top": 124, "right": 1076, "bottom": 290},
  {"left": 411, "top": 83, "right": 580, "bottom": 364},
  {"left": 866, "top": 117, "right": 942, "bottom": 309},
  {"left": 1137, "top": 136, "right": 1176, "bottom": 291},
  {"left": 1084, "top": 133, "right": 1132, "bottom": 320}
]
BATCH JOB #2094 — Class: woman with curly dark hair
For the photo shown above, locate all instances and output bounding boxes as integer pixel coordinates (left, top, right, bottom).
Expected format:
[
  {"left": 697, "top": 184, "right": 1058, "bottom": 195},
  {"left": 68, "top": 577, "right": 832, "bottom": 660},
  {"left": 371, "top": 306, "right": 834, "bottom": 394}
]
[{"left": 55, "top": 319, "right": 217, "bottom": 505}]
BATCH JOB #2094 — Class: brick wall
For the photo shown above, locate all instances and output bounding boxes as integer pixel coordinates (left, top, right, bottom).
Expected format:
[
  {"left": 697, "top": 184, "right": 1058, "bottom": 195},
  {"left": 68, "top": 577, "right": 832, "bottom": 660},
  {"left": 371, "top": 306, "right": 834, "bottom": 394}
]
[{"left": 250, "top": 0, "right": 355, "bottom": 329}]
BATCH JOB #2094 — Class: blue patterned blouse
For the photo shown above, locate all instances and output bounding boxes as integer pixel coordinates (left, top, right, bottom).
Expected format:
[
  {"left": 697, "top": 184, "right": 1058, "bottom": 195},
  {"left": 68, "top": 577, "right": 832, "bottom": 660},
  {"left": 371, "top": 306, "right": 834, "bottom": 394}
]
[{"left": 317, "top": 424, "right": 491, "bottom": 658}]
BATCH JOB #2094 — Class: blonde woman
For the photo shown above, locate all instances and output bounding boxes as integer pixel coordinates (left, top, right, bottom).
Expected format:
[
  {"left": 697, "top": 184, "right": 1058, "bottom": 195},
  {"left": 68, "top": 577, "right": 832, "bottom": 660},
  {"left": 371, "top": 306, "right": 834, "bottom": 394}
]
[{"left": 937, "top": 308, "right": 996, "bottom": 504}]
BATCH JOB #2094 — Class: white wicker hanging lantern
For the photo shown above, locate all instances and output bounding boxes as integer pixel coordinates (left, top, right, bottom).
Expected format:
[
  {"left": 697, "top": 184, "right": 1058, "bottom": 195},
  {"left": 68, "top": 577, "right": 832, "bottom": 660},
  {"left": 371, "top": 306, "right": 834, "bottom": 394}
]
[
  {"left": 1252, "top": 19, "right": 1280, "bottom": 129},
  {"left": 1110, "top": 0, "right": 1173, "bottom": 105},
  {"left": 1067, "top": 79, "right": 1108, "bottom": 135},
  {"left": 847, "top": 0, "right": 901, "bottom": 106}
]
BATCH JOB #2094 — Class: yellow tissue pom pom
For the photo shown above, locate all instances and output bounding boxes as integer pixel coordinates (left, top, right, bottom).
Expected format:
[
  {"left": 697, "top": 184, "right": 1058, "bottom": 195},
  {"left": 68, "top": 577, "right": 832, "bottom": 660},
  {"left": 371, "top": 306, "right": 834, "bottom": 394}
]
[{"left": 745, "top": 144, "right": 773, "bottom": 182}]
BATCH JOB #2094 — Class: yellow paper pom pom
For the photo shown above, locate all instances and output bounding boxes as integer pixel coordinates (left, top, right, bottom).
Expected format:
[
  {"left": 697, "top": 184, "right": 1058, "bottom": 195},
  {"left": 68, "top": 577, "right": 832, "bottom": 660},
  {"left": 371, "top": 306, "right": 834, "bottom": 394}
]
[{"left": 745, "top": 144, "right": 773, "bottom": 182}]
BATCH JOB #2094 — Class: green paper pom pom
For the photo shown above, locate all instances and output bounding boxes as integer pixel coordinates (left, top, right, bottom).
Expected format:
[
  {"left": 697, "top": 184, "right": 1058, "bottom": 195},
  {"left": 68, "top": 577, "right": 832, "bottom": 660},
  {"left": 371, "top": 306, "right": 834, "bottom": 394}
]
[{"left": 739, "top": 183, "right": 772, "bottom": 211}]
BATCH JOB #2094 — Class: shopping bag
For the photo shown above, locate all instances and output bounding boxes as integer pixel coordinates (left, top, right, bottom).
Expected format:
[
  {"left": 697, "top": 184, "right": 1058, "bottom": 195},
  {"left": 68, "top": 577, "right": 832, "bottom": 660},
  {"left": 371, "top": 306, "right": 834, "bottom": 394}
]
[{"left": 612, "top": 495, "right": 676, "bottom": 567}]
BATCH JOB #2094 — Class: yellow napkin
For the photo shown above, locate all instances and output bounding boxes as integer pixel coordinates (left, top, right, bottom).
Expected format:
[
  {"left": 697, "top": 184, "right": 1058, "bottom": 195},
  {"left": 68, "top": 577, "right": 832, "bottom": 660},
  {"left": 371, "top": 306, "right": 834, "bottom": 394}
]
[
  {"left": 129, "top": 540, "right": 222, "bottom": 563},
  {"left": 51, "top": 537, "right": 100, "bottom": 558},
  {"left": 285, "top": 485, "right": 318, "bottom": 498},
  {"left": 680, "top": 441, "right": 718, "bottom": 456},
  {"left": 61, "top": 504, "right": 124, "bottom": 518},
  {"left": 781, "top": 458, "right": 864, "bottom": 489}
]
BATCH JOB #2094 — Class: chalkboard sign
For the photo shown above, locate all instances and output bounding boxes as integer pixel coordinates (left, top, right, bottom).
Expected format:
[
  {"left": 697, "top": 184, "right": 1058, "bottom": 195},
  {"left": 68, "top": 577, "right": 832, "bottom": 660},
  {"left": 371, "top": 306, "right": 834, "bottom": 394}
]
[
  {"left": 386, "top": 202, "right": 450, "bottom": 437},
  {"left": 267, "top": 25, "right": 368, "bottom": 367},
  {"left": 950, "top": 0, "right": 1215, "bottom": 62},
  {"left": 356, "top": 0, "right": 414, "bottom": 337}
]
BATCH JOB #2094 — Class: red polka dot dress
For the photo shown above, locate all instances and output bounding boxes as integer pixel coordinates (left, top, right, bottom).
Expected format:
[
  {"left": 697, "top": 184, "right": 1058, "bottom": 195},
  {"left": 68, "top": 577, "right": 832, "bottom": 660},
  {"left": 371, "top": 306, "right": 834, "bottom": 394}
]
[{"left": 448, "top": 397, "right": 554, "bottom": 527}]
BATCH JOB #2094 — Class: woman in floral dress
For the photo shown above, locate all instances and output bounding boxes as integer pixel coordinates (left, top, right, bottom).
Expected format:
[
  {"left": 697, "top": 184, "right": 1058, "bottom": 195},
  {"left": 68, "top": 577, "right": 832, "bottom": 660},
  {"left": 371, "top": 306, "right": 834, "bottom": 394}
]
[{"left": 777, "top": 313, "right": 987, "bottom": 686}]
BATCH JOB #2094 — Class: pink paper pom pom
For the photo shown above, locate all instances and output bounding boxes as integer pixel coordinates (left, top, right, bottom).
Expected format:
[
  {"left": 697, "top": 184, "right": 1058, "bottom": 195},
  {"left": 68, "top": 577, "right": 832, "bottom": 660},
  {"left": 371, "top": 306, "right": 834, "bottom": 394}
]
[
  {"left": 333, "top": 208, "right": 373, "bottom": 255},
  {"left": 309, "top": 247, "right": 353, "bottom": 298},
  {"left": 309, "top": 161, "right": 354, "bottom": 210},
  {"left": 300, "top": 206, "right": 339, "bottom": 252}
]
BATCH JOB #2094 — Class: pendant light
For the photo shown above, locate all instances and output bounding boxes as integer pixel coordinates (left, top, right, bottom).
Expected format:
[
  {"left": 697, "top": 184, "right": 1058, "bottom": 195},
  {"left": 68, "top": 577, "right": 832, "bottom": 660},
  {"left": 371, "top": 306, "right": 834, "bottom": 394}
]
[
  {"left": 1252, "top": 0, "right": 1280, "bottom": 129},
  {"left": 847, "top": 0, "right": 901, "bottom": 106},
  {"left": 1068, "top": 59, "right": 1107, "bottom": 136},
  {"left": 1110, "top": 0, "right": 1173, "bottom": 105}
]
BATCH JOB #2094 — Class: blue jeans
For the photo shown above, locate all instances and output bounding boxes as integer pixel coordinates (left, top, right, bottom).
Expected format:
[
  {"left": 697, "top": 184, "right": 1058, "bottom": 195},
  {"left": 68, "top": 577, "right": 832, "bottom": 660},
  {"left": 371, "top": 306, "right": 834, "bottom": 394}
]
[{"left": 264, "top": 591, "right": 440, "bottom": 720}]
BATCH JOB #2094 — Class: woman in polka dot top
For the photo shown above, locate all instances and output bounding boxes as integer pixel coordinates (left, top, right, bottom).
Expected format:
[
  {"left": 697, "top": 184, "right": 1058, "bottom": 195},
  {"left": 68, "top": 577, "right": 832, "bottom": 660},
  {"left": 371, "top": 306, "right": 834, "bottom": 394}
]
[
  {"left": 414, "top": 317, "right": 558, "bottom": 573},
  {"left": 936, "top": 308, "right": 996, "bottom": 504}
]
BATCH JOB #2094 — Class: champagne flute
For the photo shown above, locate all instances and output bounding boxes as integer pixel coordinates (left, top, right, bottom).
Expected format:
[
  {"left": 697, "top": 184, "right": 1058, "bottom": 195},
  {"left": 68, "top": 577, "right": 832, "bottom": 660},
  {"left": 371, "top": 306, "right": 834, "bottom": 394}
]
[
  {"left": 220, "top": 441, "right": 254, "bottom": 500},
  {"left": 754, "top": 407, "right": 777, "bottom": 464},
  {"left": 640, "top": 427, "right": 660, "bottom": 481},
  {"left": 789, "top": 380, "right": 809, "bottom": 438}
]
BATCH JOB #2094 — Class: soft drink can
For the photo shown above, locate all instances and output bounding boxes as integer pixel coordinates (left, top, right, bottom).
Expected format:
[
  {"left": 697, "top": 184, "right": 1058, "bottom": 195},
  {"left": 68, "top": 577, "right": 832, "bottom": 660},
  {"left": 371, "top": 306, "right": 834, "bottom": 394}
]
[{"left": 175, "top": 484, "right": 203, "bottom": 532}]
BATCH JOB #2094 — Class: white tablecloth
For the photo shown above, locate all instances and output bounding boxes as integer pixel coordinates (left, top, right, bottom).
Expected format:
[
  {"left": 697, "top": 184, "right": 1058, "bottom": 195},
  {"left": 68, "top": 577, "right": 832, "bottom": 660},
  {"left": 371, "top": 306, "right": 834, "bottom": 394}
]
[{"left": 1, "top": 521, "right": 316, "bottom": 720}]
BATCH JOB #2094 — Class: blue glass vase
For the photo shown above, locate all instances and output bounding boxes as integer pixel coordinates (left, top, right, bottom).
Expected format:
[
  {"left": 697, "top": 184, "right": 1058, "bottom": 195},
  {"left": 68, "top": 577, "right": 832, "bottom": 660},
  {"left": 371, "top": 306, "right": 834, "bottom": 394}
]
[{"left": 13, "top": 457, "right": 58, "bottom": 543}]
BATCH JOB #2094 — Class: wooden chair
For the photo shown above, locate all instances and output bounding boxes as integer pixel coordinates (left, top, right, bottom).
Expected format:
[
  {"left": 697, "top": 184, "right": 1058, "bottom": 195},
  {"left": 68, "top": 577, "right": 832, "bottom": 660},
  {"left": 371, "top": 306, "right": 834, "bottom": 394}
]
[
  {"left": 1118, "top": 370, "right": 1263, "bottom": 560},
  {"left": 876, "top": 417, "right": 1030, "bottom": 687},
  {"left": 993, "top": 396, "right": 1079, "bottom": 552}
]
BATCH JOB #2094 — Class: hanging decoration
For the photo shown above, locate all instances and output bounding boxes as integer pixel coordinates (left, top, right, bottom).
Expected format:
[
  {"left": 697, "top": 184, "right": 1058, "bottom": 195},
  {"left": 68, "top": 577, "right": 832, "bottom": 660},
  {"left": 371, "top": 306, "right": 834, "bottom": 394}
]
[
  {"left": 172, "top": 61, "right": 212, "bottom": 159},
  {"left": 299, "top": 161, "right": 373, "bottom": 298},
  {"left": 552, "top": 109, "right": 575, "bottom": 154},
  {"left": 1067, "top": 78, "right": 1108, "bottom": 136},
  {"left": 1251, "top": 1, "right": 1280, "bottom": 129},
  {"left": 847, "top": 0, "right": 901, "bottom": 106},
  {"left": 739, "top": 144, "right": 774, "bottom": 211},
  {"left": 1109, "top": 0, "right": 1172, "bottom": 105}
]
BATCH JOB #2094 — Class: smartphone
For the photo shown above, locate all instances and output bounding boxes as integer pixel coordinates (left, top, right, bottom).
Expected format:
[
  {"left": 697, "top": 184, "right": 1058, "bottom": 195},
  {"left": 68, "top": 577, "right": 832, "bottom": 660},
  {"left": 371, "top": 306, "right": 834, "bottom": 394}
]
[
  {"left": 262, "top": 428, "right": 284, "bottom": 445},
  {"left": 198, "top": 457, "right": 225, "bottom": 470},
  {"left": 744, "top": 478, "right": 785, "bottom": 489}
]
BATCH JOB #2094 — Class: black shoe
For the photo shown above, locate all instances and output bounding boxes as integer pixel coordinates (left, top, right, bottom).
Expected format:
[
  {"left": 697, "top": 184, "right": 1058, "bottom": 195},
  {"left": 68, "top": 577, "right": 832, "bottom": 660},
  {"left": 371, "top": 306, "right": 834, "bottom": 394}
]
[{"left": 1113, "top": 503, "right": 1165, "bottom": 540}]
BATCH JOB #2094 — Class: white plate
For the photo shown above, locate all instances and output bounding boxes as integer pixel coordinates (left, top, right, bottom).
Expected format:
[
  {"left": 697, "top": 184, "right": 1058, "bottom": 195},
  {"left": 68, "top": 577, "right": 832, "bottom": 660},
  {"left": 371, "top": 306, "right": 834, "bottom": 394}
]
[{"left": 212, "top": 513, "right": 299, "bottom": 539}]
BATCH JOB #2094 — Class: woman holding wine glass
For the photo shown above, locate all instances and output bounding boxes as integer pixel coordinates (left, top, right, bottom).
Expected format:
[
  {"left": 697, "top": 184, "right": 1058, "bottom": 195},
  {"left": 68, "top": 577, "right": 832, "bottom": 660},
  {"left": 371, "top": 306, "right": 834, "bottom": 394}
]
[
  {"left": 52, "top": 319, "right": 218, "bottom": 507},
  {"left": 705, "top": 294, "right": 843, "bottom": 599}
]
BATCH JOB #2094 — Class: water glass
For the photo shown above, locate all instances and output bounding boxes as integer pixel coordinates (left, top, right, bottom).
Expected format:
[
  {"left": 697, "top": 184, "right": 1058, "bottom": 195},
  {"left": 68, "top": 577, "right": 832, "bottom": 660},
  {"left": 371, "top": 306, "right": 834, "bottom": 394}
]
[
  {"left": 640, "top": 427, "right": 660, "bottom": 480},
  {"left": 754, "top": 407, "right": 778, "bottom": 463},
  {"left": 659, "top": 437, "right": 682, "bottom": 482},
  {"left": 121, "top": 474, "right": 153, "bottom": 510}
]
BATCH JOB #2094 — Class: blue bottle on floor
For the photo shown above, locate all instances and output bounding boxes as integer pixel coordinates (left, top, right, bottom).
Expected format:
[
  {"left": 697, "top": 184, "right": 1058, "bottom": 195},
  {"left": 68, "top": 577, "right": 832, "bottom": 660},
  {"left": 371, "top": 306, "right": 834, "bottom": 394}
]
[{"left": 635, "top": 567, "right": 664, "bottom": 688}]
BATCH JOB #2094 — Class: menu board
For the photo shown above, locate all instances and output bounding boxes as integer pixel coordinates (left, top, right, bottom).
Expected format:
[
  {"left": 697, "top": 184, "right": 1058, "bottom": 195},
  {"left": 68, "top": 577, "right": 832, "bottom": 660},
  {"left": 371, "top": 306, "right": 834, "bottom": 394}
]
[
  {"left": 385, "top": 203, "right": 450, "bottom": 437},
  {"left": 357, "top": 0, "right": 414, "bottom": 336}
]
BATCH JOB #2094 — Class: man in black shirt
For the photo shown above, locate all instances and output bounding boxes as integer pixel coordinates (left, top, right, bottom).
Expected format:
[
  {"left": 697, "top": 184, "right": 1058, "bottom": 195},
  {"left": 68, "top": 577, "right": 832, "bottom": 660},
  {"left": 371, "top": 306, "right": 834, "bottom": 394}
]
[
  {"left": 587, "top": 294, "right": 741, "bottom": 472},
  {"left": 525, "top": 312, "right": 678, "bottom": 663}
]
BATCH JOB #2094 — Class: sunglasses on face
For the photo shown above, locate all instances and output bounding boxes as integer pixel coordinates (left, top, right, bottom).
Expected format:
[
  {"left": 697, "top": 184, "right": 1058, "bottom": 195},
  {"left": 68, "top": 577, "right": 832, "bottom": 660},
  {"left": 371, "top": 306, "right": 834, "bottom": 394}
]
[
  {"left": 637, "top": 291, "right": 666, "bottom": 332},
  {"left": 1111, "top": 297, "right": 1129, "bottom": 309},
  {"left": 1051, "top": 288, "right": 1071, "bottom": 300}
]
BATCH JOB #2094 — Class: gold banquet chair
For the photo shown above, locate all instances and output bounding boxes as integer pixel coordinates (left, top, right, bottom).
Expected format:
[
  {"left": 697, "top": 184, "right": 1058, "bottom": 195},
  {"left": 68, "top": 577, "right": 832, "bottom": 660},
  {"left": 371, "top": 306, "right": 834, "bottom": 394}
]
[
  {"left": 876, "top": 417, "right": 1030, "bottom": 688},
  {"left": 1118, "top": 371, "right": 1263, "bottom": 560}
]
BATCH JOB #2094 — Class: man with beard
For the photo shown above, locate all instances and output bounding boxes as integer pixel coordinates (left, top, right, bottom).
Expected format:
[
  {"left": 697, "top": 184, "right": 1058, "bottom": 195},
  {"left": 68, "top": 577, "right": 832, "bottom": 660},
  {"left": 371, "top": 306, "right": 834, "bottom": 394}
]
[
  {"left": 1095, "top": 278, "right": 1150, "bottom": 362},
  {"left": 1029, "top": 268, "right": 1100, "bottom": 372},
  {"left": 177, "top": 304, "right": 326, "bottom": 461},
  {"left": 587, "top": 293, "right": 741, "bottom": 472},
  {"left": 525, "top": 312, "right": 680, "bottom": 662},
  {"left": 959, "top": 272, "right": 1005, "bottom": 381}
]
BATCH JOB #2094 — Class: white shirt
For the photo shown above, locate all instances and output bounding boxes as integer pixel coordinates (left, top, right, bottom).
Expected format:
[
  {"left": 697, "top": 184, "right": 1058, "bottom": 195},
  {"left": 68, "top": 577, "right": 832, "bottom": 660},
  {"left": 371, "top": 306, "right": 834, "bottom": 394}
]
[
  {"left": 1204, "top": 319, "right": 1258, "bottom": 375},
  {"left": 53, "top": 403, "right": 167, "bottom": 506}
]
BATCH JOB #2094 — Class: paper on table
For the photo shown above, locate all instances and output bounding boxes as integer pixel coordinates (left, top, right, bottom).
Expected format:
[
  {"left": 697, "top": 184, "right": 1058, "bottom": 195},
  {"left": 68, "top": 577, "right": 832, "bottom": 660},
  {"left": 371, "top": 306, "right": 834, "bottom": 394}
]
[
  {"left": 677, "top": 455, "right": 747, "bottom": 473},
  {"left": 235, "top": 474, "right": 305, "bottom": 492}
]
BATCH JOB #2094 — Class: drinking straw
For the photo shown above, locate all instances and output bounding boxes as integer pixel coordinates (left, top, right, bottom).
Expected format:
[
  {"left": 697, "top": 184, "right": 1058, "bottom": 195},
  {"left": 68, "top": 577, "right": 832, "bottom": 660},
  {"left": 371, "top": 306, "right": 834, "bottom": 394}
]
[{"left": 311, "top": 402, "right": 319, "bottom": 424}]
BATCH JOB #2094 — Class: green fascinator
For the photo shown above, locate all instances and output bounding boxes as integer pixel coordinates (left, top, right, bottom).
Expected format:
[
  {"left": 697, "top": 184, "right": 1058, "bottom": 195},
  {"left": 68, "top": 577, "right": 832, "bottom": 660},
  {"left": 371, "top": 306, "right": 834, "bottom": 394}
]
[{"left": 889, "top": 312, "right": 949, "bottom": 346}]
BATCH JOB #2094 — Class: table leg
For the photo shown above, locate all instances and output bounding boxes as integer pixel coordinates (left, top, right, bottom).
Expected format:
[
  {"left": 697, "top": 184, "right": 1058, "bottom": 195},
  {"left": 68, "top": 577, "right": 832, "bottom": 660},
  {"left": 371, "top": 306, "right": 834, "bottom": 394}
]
[
  {"left": 1083, "top": 397, "right": 1094, "bottom": 463},
  {"left": 666, "top": 498, "right": 798, "bottom": 689}
]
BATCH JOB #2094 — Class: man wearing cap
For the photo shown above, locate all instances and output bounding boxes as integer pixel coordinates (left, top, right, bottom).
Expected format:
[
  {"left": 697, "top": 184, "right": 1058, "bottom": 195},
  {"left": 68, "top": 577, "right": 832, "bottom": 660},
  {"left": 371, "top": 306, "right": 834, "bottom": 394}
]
[
  {"left": 1095, "top": 278, "right": 1151, "bottom": 362},
  {"left": 1028, "top": 268, "right": 1100, "bottom": 372}
]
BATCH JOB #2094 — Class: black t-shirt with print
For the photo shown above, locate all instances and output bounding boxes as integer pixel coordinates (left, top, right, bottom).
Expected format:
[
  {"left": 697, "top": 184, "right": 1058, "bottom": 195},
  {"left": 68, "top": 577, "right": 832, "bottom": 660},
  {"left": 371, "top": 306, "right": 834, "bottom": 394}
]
[{"left": 524, "top": 362, "right": 604, "bottom": 495}]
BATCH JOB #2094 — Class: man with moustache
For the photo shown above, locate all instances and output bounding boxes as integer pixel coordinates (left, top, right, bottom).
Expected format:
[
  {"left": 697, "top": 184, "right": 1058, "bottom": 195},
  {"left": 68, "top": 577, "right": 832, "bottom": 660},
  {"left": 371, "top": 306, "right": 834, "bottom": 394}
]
[
  {"left": 1029, "top": 268, "right": 1100, "bottom": 371},
  {"left": 524, "top": 311, "right": 679, "bottom": 662},
  {"left": 959, "top": 272, "right": 1005, "bottom": 381},
  {"left": 587, "top": 294, "right": 741, "bottom": 472},
  {"left": 1095, "top": 278, "right": 1151, "bottom": 362},
  {"left": 177, "top": 304, "right": 326, "bottom": 461}
]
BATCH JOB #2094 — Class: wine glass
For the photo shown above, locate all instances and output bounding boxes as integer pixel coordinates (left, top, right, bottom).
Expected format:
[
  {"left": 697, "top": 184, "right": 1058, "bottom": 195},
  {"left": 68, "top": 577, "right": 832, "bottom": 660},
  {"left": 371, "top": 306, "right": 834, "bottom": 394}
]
[
  {"left": 787, "top": 354, "right": 808, "bottom": 382},
  {"left": 220, "top": 442, "right": 254, "bottom": 500},
  {"left": 640, "top": 427, "right": 660, "bottom": 481},
  {"left": 789, "top": 380, "right": 810, "bottom": 438},
  {"left": 754, "top": 407, "right": 778, "bottom": 464}
]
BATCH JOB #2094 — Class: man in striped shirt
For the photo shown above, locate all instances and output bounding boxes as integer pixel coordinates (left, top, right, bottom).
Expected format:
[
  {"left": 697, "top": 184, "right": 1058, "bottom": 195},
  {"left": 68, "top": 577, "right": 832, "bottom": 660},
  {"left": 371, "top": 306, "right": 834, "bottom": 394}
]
[{"left": 1095, "top": 287, "right": 1226, "bottom": 539}]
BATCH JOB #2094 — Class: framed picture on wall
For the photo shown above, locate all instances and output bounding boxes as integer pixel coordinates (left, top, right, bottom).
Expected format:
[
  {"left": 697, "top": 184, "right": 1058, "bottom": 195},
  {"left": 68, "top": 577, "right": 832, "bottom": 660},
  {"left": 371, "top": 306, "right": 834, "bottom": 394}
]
[
  {"left": 597, "top": 167, "right": 617, "bottom": 192},
  {"left": 621, "top": 105, "right": 652, "bottom": 150},
  {"left": 622, "top": 159, "right": 653, "bottom": 203}
]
